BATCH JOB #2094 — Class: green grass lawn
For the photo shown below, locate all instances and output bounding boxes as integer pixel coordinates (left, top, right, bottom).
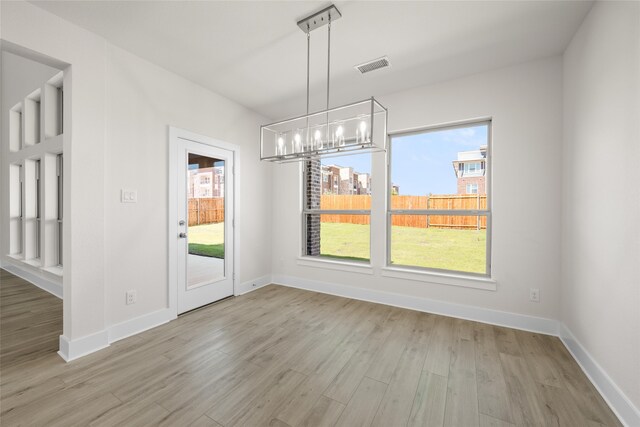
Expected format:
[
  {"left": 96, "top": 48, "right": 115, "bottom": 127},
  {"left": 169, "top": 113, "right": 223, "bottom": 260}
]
[
  {"left": 320, "top": 222, "right": 486, "bottom": 274},
  {"left": 188, "top": 222, "right": 225, "bottom": 259}
]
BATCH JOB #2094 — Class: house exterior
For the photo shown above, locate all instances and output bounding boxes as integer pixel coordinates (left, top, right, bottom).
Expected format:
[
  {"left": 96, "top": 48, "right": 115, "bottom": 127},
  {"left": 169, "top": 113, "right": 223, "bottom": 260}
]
[
  {"left": 452, "top": 145, "right": 487, "bottom": 194},
  {"left": 353, "top": 172, "right": 371, "bottom": 195},
  {"left": 321, "top": 164, "right": 371, "bottom": 195},
  {"left": 188, "top": 166, "right": 225, "bottom": 198}
]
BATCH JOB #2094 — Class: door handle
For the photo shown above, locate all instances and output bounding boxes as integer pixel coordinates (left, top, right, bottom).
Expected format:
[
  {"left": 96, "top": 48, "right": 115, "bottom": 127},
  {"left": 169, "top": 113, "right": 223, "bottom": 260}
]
[{"left": 178, "top": 232, "right": 187, "bottom": 239}]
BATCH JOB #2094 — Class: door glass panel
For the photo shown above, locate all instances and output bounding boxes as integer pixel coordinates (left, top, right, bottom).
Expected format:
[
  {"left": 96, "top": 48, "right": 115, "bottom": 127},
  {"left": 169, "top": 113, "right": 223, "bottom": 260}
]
[{"left": 187, "top": 153, "right": 225, "bottom": 288}]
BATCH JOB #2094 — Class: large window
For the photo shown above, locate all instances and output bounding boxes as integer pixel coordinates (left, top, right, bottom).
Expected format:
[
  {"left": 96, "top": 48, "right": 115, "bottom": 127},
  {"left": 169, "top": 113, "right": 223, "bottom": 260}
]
[
  {"left": 303, "top": 153, "right": 371, "bottom": 262},
  {"left": 388, "top": 121, "right": 491, "bottom": 276}
]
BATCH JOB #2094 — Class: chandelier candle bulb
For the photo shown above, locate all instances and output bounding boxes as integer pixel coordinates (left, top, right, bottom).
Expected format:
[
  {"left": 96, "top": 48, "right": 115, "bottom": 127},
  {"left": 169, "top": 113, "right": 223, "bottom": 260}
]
[
  {"left": 314, "top": 129, "right": 322, "bottom": 150},
  {"left": 294, "top": 132, "right": 302, "bottom": 153},
  {"left": 336, "top": 124, "right": 345, "bottom": 147},
  {"left": 276, "top": 136, "right": 285, "bottom": 156}
]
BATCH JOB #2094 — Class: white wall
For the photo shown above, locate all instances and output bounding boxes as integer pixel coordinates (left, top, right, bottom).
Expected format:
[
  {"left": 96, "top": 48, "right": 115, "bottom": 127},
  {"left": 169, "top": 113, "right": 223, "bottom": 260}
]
[
  {"left": 272, "top": 56, "right": 563, "bottom": 323},
  {"left": 562, "top": 0, "right": 640, "bottom": 412},
  {"left": 2, "top": 0, "right": 108, "bottom": 347},
  {"left": 1, "top": 1, "right": 273, "bottom": 354},
  {"left": 104, "top": 44, "right": 272, "bottom": 326}
]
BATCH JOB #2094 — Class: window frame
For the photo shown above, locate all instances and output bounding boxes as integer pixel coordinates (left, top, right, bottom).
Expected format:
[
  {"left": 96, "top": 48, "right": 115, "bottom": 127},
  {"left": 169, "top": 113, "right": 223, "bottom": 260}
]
[
  {"left": 56, "top": 154, "right": 63, "bottom": 266},
  {"left": 35, "top": 159, "right": 41, "bottom": 260},
  {"left": 386, "top": 119, "right": 492, "bottom": 278},
  {"left": 301, "top": 157, "right": 373, "bottom": 265}
]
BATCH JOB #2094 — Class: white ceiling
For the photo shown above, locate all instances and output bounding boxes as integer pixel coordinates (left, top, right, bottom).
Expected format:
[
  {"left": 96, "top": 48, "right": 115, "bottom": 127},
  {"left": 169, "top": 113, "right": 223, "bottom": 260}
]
[{"left": 31, "top": 1, "right": 593, "bottom": 120}]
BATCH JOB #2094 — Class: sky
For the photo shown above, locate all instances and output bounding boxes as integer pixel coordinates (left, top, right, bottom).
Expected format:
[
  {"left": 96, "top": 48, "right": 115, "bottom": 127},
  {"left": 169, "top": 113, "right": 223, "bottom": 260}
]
[{"left": 323, "top": 124, "right": 488, "bottom": 195}]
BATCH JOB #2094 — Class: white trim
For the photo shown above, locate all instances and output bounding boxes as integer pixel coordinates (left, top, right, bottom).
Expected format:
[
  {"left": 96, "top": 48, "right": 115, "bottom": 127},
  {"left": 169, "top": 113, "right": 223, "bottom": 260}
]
[
  {"left": 235, "top": 274, "right": 273, "bottom": 296},
  {"left": 558, "top": 323, "right": 639, "bottom": 427},
  {"left": 56, "top": 274, "right": 270, "bottom": 363},
  {"left": 272, "top": 274, "right": 556, "bottom": 335},
  {"left": 2, "top": 261, "right": 63, "bottom": 298},
  {"left": 57, "top": 330, "right": 109, "bottom": 362},
  {"left": 42, "top": 265, "right": 63, "bottom": 277},
  {"left": 297, "top": 257, "right": 374, "bottom": 275},
  {"left": 108, "top": 308, "right": 175, "bottom": 343},
  {"left": 381, "top": 267, "right": 497, "bottom": 291}
]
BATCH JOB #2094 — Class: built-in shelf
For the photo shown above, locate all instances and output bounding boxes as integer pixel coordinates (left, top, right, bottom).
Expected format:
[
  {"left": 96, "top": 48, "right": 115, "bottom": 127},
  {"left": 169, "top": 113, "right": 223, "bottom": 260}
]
[
  {"left": 9, "top": 104, "right": 22, "bottom": 152},
  {"left": 5, "top": 70, "right": 65, "bottom": 279},
  {"left": 24, "top": 89, "right": 42, "bottom": 146},
  {"left": 43, "top": 73, "right": 63, "bottom": 139}
]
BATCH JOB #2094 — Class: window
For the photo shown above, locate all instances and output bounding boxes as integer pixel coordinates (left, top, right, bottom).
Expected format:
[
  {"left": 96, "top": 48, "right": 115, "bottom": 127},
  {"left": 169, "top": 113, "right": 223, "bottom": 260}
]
[
  {"left": 35, "top": 159, "right": 41, "bottom": 259},
  {"left": 9, "top": 164, "right": 23, "bottom": 255},
  {"left": 303, "top": 153, "right": 371, "bottom": 262},
  {"left": 57, "top": 154, "right": 63, "bottom": 266},
  {"left": 464, "top": 162, "right": 481, "bottom": 174},
  {"left": 388, "top": 121, "right": 491, "bottom": 276},
  {"left": 201, "top": 175, "right": 211, "bottom": 184}
]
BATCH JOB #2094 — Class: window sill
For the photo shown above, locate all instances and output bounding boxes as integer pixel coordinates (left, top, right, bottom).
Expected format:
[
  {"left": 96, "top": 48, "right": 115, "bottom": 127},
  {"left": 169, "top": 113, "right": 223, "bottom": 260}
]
[
  {"left": 297, "top": 257, "right": 374, "bottom": 275},
  {"left": 23, "top": 258, "right": 42, "bottom": 268},
  {"left": 381, "top": 267, "right": 496, "bottom": 291},
  {"left": 43, "top": 266, "right": 63, "bottom": 277}
]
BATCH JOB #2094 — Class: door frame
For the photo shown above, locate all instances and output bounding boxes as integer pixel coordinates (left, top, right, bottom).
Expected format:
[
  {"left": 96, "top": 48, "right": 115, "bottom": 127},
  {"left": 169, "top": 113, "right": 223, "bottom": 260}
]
[{"left": 168, "top": 126, "right": 240, "bottom": 316}]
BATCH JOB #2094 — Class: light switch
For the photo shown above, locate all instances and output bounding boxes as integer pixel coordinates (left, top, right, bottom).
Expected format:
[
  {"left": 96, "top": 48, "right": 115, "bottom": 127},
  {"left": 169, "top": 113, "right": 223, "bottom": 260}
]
[{"left": 121, "top": 189, "right": 138, "bottom": 203}]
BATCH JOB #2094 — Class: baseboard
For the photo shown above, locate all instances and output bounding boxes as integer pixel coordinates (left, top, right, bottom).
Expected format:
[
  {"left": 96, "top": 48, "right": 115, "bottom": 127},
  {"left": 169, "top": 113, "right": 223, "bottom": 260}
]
[
  {"left": 559, "top": 323, "right": 640, "bottom": 427},
  {"left": 58, "top": 330, "right": 110, "bottom": 362},
  {"left": 108, "top": 308, "right": 176, "bottom": 343},
  {"left": 271, "top": 274, "right": 558, "bottom": 335},
  {"left": 54, "top": 274, "right": 272, "bottom": 363},
  {"left": 2, "top": 262, "right": 63, "bottom": 299},
  {"left": 236, "top": 274, "right": 272, "bottom": 296}
]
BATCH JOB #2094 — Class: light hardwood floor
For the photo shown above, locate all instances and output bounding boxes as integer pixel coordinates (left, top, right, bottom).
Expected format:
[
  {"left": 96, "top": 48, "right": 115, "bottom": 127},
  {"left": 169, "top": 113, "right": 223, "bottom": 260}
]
[
  {"left": 0, "top": 270, "right": 621, "bottom": 426},
  {"left": 0, "top": 269, "right": 62, "bottom": 369}
]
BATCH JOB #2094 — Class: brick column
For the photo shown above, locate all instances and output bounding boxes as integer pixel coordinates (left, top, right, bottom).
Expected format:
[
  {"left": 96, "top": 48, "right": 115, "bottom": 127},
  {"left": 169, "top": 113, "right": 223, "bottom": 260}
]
[{"left": 305, "top": 159, "right": 321, "bottom": 256}]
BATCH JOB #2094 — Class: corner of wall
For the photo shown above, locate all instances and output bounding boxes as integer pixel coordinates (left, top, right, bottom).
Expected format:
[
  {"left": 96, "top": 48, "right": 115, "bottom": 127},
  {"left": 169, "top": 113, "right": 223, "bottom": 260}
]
[{"left": 559, "top": 323, "right": 640, "bottom": 427}]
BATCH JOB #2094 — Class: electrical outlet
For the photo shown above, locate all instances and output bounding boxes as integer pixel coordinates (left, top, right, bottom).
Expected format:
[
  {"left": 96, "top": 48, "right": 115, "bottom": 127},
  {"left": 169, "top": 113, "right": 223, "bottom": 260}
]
[
  {"left": 126, "top": 290, "right": 137, "bottom": 305},
  {"left": 529, "top": 288, "right": 540, "bottom": 303}
]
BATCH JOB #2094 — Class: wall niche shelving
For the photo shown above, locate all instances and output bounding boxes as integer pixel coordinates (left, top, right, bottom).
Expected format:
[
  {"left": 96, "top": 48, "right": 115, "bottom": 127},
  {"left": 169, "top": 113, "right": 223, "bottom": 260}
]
[{"left": 6, "top": 71, "right": 64, "bottom": 278}]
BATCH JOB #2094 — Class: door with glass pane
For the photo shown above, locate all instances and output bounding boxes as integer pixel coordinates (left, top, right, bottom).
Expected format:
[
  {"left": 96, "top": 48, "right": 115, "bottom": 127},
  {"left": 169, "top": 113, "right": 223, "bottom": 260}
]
[{"left": 176, "top": 139, "right": 233, "bottom": 314}]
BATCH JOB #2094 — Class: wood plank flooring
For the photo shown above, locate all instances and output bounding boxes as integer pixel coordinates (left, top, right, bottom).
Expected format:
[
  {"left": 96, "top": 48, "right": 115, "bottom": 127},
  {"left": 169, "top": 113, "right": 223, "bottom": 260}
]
[
  {"left": 0, "top": 268, "right": 62, "bottom": 369},
  {"left": 0, "top": 270, "right": 621, "bottom": 426}
]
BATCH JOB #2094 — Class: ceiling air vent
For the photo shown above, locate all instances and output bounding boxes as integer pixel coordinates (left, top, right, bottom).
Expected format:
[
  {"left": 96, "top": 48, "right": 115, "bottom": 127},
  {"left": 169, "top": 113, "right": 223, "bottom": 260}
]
[{"left": 355, "top": 56, "right": 390, "bottom": 74}]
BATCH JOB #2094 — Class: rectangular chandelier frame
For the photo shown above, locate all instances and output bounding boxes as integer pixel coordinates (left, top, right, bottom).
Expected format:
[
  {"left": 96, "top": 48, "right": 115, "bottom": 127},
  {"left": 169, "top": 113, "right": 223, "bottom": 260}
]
[{"left": 260, "top": 97, "right": 388, "bottom": 163}]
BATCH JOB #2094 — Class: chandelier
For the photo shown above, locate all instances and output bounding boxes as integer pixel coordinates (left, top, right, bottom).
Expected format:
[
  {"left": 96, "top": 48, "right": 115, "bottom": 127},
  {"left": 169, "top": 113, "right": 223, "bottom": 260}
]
[{"left": 260, "top": 4, "right": 388, "bottom": 163}]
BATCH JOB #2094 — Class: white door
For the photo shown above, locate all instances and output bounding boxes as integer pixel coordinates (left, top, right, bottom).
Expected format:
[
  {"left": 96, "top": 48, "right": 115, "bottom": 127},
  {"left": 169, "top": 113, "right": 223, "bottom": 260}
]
[{"left": 176, "top": 138, "right": 234, "bottom": 314}]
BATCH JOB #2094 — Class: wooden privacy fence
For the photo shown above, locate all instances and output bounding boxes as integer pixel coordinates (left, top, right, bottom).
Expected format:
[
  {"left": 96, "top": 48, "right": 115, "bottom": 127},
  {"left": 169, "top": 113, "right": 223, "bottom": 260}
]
[
  {"left": 188, "top": 198, "right": 224, "bottom": 226},
  {"left": 320, "top": 194, "right": 487, "bottom": 229}
]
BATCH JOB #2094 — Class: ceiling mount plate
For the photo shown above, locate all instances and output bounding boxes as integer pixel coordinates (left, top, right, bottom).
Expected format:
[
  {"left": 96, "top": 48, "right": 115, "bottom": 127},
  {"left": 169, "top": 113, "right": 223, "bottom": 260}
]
[{"left": 297, "top": 4, "right": 342, "bottom": 33}]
